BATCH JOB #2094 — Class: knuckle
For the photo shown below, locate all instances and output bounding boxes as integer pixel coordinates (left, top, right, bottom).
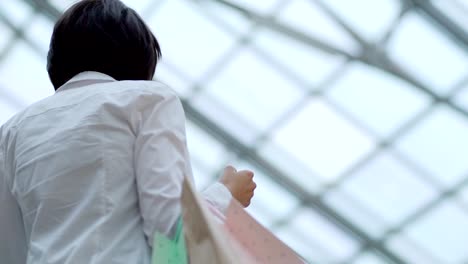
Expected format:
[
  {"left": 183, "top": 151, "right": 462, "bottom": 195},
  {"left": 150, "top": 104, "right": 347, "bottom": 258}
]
[
  {"left": 239, "top": 170, "right": 254, "bottom": 178},
  {"left": 225, "top": 165, "right": 236, "bottom": 172}
]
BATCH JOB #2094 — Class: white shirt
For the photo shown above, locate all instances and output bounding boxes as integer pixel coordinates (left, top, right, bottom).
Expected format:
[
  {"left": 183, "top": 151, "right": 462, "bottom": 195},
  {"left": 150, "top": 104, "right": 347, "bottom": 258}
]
[{"left": 0, "top": 72, "right": 232, "bottom": 264}]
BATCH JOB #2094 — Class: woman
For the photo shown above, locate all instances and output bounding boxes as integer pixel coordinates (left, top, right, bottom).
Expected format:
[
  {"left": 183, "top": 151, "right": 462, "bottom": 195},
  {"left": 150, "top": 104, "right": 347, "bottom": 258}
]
[{"left": 0, "top": 0, "right": 256, "bottom": 263}]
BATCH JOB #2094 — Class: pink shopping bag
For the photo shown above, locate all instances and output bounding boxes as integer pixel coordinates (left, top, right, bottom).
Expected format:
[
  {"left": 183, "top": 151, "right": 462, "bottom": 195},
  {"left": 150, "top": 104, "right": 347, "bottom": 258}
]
[{"left": 180, "top": 178, "right": 306, "bottom": 264}]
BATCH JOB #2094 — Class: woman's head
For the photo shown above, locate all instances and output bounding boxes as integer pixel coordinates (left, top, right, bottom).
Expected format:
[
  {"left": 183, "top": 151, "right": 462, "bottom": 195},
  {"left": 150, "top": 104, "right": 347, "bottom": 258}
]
[{"left": 47, "top": 0, "right": 161, "bottom": 89}]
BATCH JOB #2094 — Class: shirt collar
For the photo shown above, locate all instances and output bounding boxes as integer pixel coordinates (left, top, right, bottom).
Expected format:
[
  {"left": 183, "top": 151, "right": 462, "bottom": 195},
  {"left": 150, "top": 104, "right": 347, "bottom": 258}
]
[{"left": 56, "top": 71, "right": 116, "bottom": 93}]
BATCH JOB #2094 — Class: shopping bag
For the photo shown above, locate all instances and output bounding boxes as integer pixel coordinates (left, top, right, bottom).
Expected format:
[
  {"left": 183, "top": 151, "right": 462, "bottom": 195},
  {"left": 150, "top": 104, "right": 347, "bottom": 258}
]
[
  {"left": 181, "top": 177, "right": 255, "bottom": 263},
  {"left": 152, "top": 217, "right": 188, "bottom": 264},
  {"left": 223, "top": 199, "right": 306, "bottom": 264},
  {"left": 180, "top": 177, "right": 306, "bottom": 264}
]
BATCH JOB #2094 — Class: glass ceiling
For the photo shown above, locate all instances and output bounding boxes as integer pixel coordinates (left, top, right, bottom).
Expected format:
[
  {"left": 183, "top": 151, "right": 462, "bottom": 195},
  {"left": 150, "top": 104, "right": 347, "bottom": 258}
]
[{"left": 1, "top": 0, "right": 468, "bottom": 263}]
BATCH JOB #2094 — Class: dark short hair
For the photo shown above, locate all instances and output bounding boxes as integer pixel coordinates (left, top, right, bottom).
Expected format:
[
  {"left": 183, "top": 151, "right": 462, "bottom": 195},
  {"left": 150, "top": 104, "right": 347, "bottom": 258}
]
[{"left": 47, "top": 0, "right": 161, "bottom": 90}]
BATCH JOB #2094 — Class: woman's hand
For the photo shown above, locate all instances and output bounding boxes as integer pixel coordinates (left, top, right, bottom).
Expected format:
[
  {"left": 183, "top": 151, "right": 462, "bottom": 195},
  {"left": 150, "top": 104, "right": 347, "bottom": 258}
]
[{"left": 220, "top": 166, "right": 256, "bottom": 207}]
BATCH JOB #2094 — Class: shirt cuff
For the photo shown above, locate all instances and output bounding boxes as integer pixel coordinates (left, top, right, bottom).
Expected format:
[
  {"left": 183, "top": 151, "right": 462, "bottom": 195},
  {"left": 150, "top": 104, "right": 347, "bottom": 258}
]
[{"left": 202, "top": 182, "right": 232, "bottom": 214}]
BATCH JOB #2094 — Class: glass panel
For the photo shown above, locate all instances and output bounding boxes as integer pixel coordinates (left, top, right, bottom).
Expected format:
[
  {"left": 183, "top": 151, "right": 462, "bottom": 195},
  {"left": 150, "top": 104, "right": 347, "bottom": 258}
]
[
  {"left": 154, "top": 62, "right": 192, "bottom": 97},
  {"left": 198, "top": 1, "right": 252, "bottom": 35},
  {"left": 228, "top": 0, "right": 282, "bottom": 15},
  {"left": 50, "top": 0, "right": 154, "bottom": 15},
  {"left": 0, "top": 0, "right": 33, "bottom": 26},
  {"left": 0, "top": 42, "right": 53, "bottom": 105},
  {"left": 253, "top": 28, "right": 344, "bottom": 86},
  {"left": 333, "top": 153, "right": 437, "bottom": 234},
  {"left": 325, "top": 189, "right": 385, "bottom": 238},
  {"left": 328, "top": 62, "right": 430, "bottom": 137},
  {"left": 459, "top": 185, "right": 468, "bottom": 207},
  {"left": 454, "top": 83, "right": 468, "bottom": 112},
  {"left": 269, "top": 99, "right": 375, "bottom": 182},
  {"left": 0, "top": 99, "right": 18, "bottom": 125},
  {"left": 121, "top": 0, "right": 154, "bottom": 14},
  {"left": 401, "top": 201, "right": 468, "bottom": 263},
  {"left": 204, "top": 47, "right": 303, "bottom": 132},
  {"left": 387, "top": 233, "right": 442, "bottom": 264},
  {"left": 0, "top": 21, "right": 14, "bottom": 54},
  {"left": 324, "top": 0, "right": 401, "bottom": 41},
  {"left": 25, "top": 14, "right": 54, "bottom": 54},
  {"left": 191, "top": 92, "right": 258, "bottom": 144},
  {"left": 431, "top": 0, "right": 468, "bottom": 31},
  {"left": 284, "top": 208, "right": 360, "bottom": 262},
  {"left": 191, "top": 160, "right": 214, "bottom": 190},
  {"left": 147, "top": 0, "right": 235, "bottom": 79},
  {"left": 49, "top": 0, "right": 77, "bottom": 12},
  {"left": 244, "top": 167, "right": 300, "bottom": 223},
  {"left": 353, "top": 251, "right": 389, "bottom": 264},
  {"left": 278, "top": 0, "right": 360, "bottom": 54},
  {"left": 51, "top": 1, "right": 154, "bottom": 14},
  {"left": 260, "top": 141, "right": 322, "bottom": 193},
  {"left": 387, "top": 12, "right": 468, "bottom": 93},
  {"left": 456, "top": 0, "right": 468, "bottom": 9},
  {"left": 185, "top": 121, "right": 228, "bottom": 171},
  {"left": 275, "top": 227, "right": 315, "bottom": 262},
  {"left": 396, "top": 106, "right": 468, "bottom": 187}
]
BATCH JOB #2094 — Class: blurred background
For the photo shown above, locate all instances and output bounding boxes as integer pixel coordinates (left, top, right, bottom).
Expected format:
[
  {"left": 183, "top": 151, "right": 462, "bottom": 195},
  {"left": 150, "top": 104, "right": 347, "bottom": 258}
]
[{"left": 1, "top": 0, "right": 468, "bottom": 263}]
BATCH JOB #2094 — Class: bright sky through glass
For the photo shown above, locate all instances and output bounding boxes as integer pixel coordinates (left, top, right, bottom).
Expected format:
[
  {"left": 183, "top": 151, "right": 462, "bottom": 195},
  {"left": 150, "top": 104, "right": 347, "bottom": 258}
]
[{"left": 1, "top": 0, "right": 468, "bottom": 263}]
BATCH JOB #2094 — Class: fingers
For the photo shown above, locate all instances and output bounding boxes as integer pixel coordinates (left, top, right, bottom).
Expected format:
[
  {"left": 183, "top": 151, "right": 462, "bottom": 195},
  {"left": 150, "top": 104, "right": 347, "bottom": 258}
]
[
  {"left": 237, "top": 170, "right": 256, "bottom": 193},
  {"left": 224, "top": 165, "right": 237, "bottom": 175},
  {"left": 220, "top": 166, "right": 257, "bottom": 208},
  {"left": 241, "top": 190, "right": 255, "bottom": 207},
  {"left": 248, "top": 181, "right": 257, "bottom": 192},
  {"left": 238, "top": 171, "right": 255, "bottom": 192},
  {"left": 241, "top": 180, "right": 256, "bottom": 207},
  {"left": 237, "top": 170, "right": 254, "bottom": 179}
]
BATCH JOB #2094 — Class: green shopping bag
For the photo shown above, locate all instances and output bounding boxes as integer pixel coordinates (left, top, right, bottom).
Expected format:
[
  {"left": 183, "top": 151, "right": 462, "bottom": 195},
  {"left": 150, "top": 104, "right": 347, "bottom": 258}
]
[{"left": 152, "top": 217, "right": 188, "bottom": 264}]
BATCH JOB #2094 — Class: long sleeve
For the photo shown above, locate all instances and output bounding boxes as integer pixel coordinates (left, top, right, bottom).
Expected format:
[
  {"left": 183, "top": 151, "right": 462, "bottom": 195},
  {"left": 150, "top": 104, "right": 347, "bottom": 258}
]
[
  {"left": 202, "top": 181, "right": 232, "bottom": 213},
  {"left": 133, "top": 88, "right": 231, "bottom": 246},
  {"left": 0, "top": 142, "right": 27, "bottom": 264}
]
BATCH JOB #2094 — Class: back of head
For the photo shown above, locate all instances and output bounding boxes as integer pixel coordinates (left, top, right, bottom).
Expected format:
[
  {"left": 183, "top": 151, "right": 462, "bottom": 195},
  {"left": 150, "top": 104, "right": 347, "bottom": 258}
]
[{"left": 47, "top": 0, "right": 161, "bottom": 90}]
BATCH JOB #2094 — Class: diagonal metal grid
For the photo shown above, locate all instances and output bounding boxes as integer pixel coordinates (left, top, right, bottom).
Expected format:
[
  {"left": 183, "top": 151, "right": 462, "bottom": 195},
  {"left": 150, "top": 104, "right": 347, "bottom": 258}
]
[{"left": 0, "top": 0, "right": 467, "bottom": 263}]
